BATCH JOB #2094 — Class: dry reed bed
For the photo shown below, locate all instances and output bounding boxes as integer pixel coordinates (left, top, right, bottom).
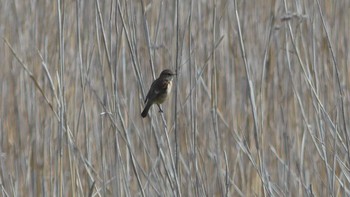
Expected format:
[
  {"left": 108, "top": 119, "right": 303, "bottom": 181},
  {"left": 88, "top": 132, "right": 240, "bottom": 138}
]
[{"left": 0, "top": 0, "right": 349, "bottom": 196}]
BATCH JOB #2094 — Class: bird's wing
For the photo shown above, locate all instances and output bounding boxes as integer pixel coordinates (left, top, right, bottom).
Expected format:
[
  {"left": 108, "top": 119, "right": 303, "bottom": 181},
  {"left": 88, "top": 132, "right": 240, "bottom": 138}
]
[{"left": 145, "top": 78, "right": 168, "bottom": 102}]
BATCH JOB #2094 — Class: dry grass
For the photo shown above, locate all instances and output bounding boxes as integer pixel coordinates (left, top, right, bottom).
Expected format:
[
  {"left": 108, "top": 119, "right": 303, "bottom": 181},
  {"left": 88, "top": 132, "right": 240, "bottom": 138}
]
[{"left": 1, "top": 0, "right": 350, "bottom": 196}]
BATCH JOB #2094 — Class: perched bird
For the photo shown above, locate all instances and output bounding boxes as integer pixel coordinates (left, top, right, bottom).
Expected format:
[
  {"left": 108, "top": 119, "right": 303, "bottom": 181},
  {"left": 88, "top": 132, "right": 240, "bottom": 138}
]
[{"left": 141, "top": 69, "right": 176, "bottom": 118}]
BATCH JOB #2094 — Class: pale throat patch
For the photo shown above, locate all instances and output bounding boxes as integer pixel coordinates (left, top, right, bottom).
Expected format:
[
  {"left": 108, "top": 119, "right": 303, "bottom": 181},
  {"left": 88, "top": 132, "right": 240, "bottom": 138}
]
[{"left": 167, "top": 80, "right": 173, "bottom": 94}]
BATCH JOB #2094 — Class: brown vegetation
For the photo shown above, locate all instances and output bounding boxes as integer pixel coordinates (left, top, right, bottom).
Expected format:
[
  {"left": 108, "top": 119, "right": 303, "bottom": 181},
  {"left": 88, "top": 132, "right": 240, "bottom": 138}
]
[{"left": 1, "top": 0, "right": 350, "bottom": 196}]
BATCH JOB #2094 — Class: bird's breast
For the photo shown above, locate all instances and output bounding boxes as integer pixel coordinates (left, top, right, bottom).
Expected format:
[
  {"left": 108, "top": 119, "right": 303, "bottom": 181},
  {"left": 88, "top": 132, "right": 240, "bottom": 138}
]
[{"left": 167, "top": 80, "right": 173, "bottom": 94}]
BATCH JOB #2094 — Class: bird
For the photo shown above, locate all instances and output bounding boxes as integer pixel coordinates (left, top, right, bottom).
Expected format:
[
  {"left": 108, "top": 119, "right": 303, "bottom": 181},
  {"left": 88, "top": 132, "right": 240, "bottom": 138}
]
[{"left": 141, "top": 69, "right": 176, "bottom": 118}]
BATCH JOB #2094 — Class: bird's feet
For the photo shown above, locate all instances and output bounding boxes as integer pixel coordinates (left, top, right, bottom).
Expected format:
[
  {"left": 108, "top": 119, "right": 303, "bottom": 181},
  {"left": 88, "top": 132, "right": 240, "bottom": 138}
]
[{"left": 157, "top": 104, "right": 163, "bottom": 113}]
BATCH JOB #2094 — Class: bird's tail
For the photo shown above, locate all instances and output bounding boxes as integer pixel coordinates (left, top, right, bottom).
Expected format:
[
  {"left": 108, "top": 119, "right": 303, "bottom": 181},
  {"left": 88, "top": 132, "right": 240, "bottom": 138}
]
[{"left": 141, "top": 102, "right": 152, "bottom": 118}]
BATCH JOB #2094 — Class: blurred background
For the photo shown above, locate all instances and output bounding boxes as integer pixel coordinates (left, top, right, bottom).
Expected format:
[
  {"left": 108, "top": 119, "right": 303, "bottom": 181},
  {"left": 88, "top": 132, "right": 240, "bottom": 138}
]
[{"left": 1, "top": 0, "right": 350, "bottom": 196}]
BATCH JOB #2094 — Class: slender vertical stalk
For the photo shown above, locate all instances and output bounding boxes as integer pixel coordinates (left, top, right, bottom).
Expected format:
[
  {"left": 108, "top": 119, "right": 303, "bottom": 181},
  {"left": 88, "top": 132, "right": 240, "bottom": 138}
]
[
  {"left": 56, "top": 0, "right": 65, "bottom": 196},
  {"left": 174, "top": 0, "right": 181, "bottom": 196}
]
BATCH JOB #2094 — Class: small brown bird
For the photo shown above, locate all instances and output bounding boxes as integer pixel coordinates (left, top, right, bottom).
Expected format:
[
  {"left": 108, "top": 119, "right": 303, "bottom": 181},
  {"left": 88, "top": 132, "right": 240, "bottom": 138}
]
[{"left": 141, "top": 69, "right": 176, "bottom": 118}]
